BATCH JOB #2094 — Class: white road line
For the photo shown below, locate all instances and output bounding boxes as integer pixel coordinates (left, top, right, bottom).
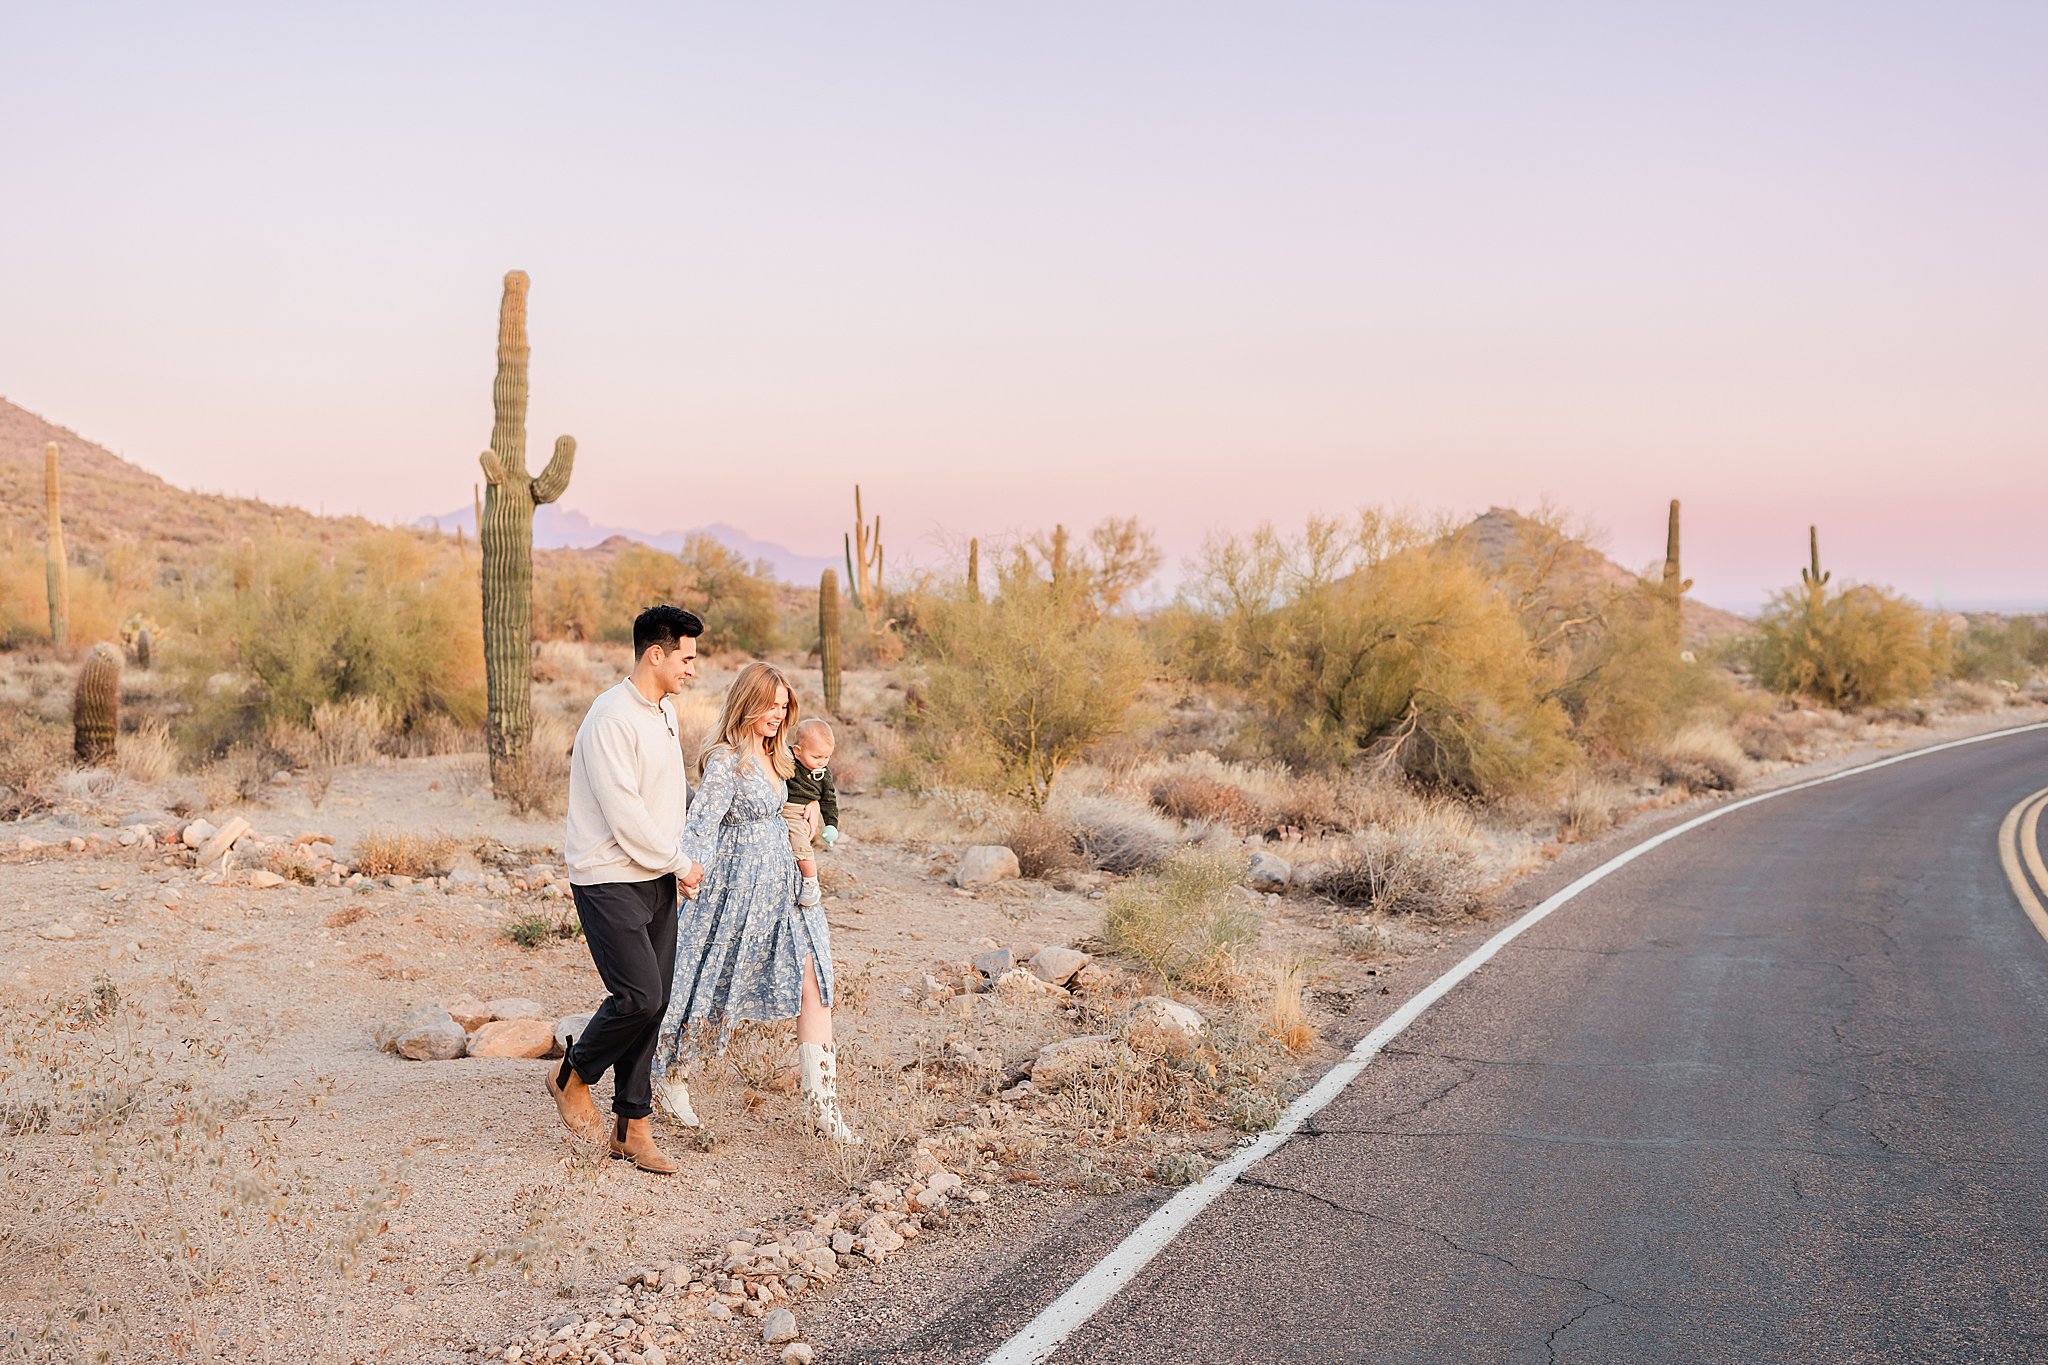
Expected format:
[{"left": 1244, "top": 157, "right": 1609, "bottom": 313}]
[{"left": 984, "top": 720, "right": 2048, "bottom": 1365}]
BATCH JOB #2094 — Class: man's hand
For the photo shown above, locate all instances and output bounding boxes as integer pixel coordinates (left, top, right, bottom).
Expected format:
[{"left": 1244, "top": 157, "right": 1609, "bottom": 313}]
[{"left": 678, "top": 859, "right": 705, "bottom": 900}]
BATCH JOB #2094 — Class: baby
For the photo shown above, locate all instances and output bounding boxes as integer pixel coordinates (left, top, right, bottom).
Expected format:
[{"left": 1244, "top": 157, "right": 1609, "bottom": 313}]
[{"left": 782, "top": 717, "right": 841, "bottom": 909}]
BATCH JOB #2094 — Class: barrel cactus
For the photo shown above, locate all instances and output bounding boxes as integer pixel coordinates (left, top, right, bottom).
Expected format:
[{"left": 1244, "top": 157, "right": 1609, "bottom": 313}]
[
  {"left": 819, "top": 568, "right": 842, "bottom": 714},
  {"left": 44, "top": 443, "right": 69, "bottom": 648},
  {"left": 73, "top": 643, "right": 121, "bottom": 764},
  {"left": 478, "top": 270, "right": 576, "bottom": 790}
]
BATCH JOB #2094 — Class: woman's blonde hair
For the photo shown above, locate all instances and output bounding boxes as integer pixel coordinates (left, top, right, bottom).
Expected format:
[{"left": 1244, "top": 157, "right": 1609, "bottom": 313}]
[{"left": 703, "top": 660, "right": 798, "bottom": 781}]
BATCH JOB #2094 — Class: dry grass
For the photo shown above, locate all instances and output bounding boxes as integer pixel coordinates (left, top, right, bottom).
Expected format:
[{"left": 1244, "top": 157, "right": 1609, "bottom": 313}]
[
  {"left": 499, "top": 710, "right": 576, "bottom": 817},
  {"left": 352, "top": 828, "right": 461, "bottom": 879},
  {"left": 1260, "top": 958, "right": 1316, "bottom": 1053},
  {"left": 1558, "top": 774, "right": 1628, "bottom": 842},
  {"left": 1316, "top": 804, "right": 1489, "bottom": 919},
  {"left": 113, "top": 717, "right": 180, "bottom": 784},
  {"left": 1655, "top": 723, "right": 1751, "bottom": 792},
  {"left": 0, "top": 708, "right": 68, "bottom": 818}
]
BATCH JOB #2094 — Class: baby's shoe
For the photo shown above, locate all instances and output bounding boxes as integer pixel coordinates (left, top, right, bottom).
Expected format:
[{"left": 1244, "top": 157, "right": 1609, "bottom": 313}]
[{"left": 799, "top": 875, "right": 822, "bottom": 909}]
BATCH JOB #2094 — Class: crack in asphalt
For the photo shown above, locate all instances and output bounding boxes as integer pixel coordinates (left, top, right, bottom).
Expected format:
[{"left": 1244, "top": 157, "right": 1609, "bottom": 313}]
[{"left": 1236, "top": 1172, "right": 1617, "bottom": 1363}]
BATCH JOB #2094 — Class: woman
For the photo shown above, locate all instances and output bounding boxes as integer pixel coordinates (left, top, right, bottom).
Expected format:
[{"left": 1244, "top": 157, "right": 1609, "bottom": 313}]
[{"left": 649, "top": 661, "right": 859, "bottom": 1143}]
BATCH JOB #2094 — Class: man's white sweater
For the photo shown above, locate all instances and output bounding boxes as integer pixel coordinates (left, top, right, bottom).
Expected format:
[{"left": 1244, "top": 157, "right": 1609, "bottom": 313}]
[{"left": 565, "top": 679, "right": 698, "bottom": 886}]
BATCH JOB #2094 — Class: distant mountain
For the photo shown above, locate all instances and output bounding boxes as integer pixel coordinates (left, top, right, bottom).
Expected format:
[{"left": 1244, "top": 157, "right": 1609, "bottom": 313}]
[{"left": 417, "top": 502, "right": 837, "bottom": 585}]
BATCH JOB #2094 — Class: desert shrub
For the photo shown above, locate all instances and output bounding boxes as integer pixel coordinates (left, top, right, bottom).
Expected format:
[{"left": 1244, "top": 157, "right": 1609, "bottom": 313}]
[
  {"left": 1003, "top": 811, "right": 1081, "bottom": 879},
  {"left": 1731, "top": 711, "right": 1801, "bottom": 763},
  {"left": 504, "top": 907, "right": 582, "bottom": 949},
  {"left": 1261, "top": 958, "right": 1316, "bottom": 1053},
  {"left": 269, "top": 695, "right": 389, "bottom": 769},
  {"left": 1316, "top": 806, "right": 1488, "bottom": 919},
  {"left": 601, "top": 537, "right": 781, "bottom": 656},
  {"left": 1334, "top": 919, "right": 1397, "bottom": 958},
  {"left": 1755, "top": 582, "right": 1943, "bottom": 708},
  {"left": 1060, "top": 793, "right": 1181, "bottom": 874},
  {"left": 533, "top": 556, "right": 606, "bottom": 642},
  {"left": 1189, "top": 513, "right": 1576, "bottom": 798},
  {"left": 1654, "top": 723, "right": 1750, "bottom": 792},
  {"left": 384, "top": 711, "right": 480, "bottom": 757},
  {"left": 352, "top": 829, "right": 460, "bottom": 879},
  {"left": 1939, "top": 680, "right": 2004, "bottom": 714},
  {"left": 498, "top": 709, "right": 576, "bottom": 817},
  {"left": 1104, "top": 847, "right": 1258, "bottom": 990},
  {"left": 911, "top": 557, "right": 1151, "bottom": 807},
  {"left": 0, "top": 708, "right": 67, "bottom": 817},
  {"left": 1150, "top": 773, "right": 1264, "bottom": 831},
  {"left": 1952, "top": 614, "right": 2048, "bottom": 686},
  {"left": 173, "top": 530, "right": 483, "bottom": 752}
]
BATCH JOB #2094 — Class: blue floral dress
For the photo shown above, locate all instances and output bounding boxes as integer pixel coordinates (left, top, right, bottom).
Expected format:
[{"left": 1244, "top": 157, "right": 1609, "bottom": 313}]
[{"left": 653, "top": 746, "right": 835, "bottom": 1067}]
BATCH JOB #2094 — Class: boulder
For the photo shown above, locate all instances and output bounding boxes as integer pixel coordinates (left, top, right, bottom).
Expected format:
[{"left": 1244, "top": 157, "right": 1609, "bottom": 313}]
[
  {"left": 1247, "top": 850, "right": 1292, "bottom": 889},
  {"left": 443, "top": 996, "right": 492, "bottom": 1031},
  {"left": 995, "top": 967, "right": 1065, "bottom": 999},
  {"left": 971, "top": 947, "right": 1013, "bottom": 981},
  {"left": 484, "top": 996, "right": 546, "bottom": 1021},
  {"left": 378, "top": 1005, "right": 454, "bottom": 1052},
  {"left": 952, "top": 845, "right": 1021, "bottom": 888},
  {"left": 195, "top": 817, "right": 252, "bottom": 867},
  {"left": 552, "top": 1012, "right": 594, "bottom": 1055},
  {"left": 180, "top": 818, "right": 217, "bottom": 850},
  {"left": 1026, "top": 945, "right": 1090, "bottom": 986},
  {"left": 761, "top": 1308, "right": 799, "bottom": 1344},
  {"left": 1029, "top": 1034, "right": 1131, "bottom": 1090},
  {"left": 37, "top": 921, "right": 78, "bottom": 941},
  {"left": 466, "top": 1018, "right": 556, "bottom": 1059},
  {"left": 1123, "top": 995, "right": 1209, "bottom": 1058},
  {"left": 392, "top": 1012, "right": 467, "bottom": 1061}
]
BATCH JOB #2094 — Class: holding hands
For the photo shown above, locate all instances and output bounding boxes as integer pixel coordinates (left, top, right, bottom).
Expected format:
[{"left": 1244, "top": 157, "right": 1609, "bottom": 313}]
[{"left": 679, "top": 859, "right": 705, "bottom": 900}]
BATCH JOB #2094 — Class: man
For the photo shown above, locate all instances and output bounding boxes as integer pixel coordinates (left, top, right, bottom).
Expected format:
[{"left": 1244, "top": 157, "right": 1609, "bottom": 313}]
[{"left": 547, "top": 604, "right": 706, "bottom": 1175}]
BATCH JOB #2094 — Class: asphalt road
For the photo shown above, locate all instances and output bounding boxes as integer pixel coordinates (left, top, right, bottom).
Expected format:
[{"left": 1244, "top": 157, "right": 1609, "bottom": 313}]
[{"left": 850, "top": 727, "right": 2048, "bottom": 1364}]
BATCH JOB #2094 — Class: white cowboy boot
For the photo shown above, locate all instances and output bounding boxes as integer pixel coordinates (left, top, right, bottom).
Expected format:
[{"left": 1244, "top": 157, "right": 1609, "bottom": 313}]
[
  {"left": 652, "top": 1064, "right": 702, "bottom": 1128},
  {"left": 798, "top": 1042, "right": 862, "bottom": 1145}
]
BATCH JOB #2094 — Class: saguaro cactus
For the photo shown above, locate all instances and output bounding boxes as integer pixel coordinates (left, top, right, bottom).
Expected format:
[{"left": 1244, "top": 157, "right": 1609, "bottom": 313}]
[
  {"left": 845, "top": 484, "right": 882, "bottom": 627},
  {"left": 73, "top": 643, "right": 121, "bottom": 764},
  {"left": 966, "top": 537, "right": 980, "bottom": 604},
  {"left": 44, "top": 443, "right": 69, "bottom": 648},
  {"left": 1659, "top": 499, "right": 1693, "bottom": 641},
  {"left": 478, "top": 270, "right": 576, "bottom": 789},
  {"left": 133, "top": 626, "right": 154, "bottom": 671},
  {"left": 819, "top": 568, "right": 842, "bottom": 714},
  {"left": 1801, "top": 526, "right": 1830, "bottom": 591}
]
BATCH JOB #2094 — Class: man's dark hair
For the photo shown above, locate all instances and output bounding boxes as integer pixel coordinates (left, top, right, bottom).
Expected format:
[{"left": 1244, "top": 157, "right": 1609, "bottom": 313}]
[{"left": 633, "top": 604, "right": 704, "bottom": 658}]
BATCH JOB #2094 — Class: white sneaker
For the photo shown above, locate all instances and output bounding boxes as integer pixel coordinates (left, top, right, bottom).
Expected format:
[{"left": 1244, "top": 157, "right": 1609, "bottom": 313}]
[
  {"left": 798, "top": 876, "right": 822, "bottom": 909},
  {"left": 652, "top": 1066, "right": 701, "bottom": 1128}
]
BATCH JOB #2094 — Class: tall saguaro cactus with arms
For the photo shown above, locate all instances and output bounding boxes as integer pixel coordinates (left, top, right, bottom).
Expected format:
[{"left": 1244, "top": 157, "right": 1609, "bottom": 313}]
[
  {"left": 478, "top": 270, "right": 576, "bottom": 791},
  {"left": 844, "top": 483, "right": 883, "bottom": 629}
]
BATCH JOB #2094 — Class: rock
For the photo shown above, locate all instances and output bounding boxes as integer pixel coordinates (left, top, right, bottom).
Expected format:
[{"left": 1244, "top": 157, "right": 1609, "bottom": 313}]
[
  {"left": 782, "top": 1346, "right": 814, "bottom": 1364},
  {"left": 642, "top": 1349, "right": 668, "bottom": 1365},
  {"left": 386, "top": 874, "right": 414, "bottom": 889},
  {"left": 484, "top": 996, "right": 546, "bottom": 1021},
  {"left": 1247, "top": 850, "right": 1292, "bottom": 889},
  {"left": 467, "top": 1018, "right": 556, "bottom": 1059},
  {"left": 444, "top": 996, "right": 492, "bottom": 1031},
  {"left": 553, "top": 1013, "right": 594, "bottom": 1055},
  {"left": 760, "top": 1309, "right": 799, "bottom": 1344},
  {"left": 378, "top": 1006, "right": 453, "bottom": 1050},
  {"left": 394, "top": 1014, "right": 468, "bottom": 1061},
  {"left": 971, "top": 947, "right": 1013, "bottom": 980},
  {"left": 995, "top": 967, "right": 1065, "bottom": 999},
  {"left": 120, "top": 809, "right": 170, "bottom": 828},
  {"left": 1029, "top": 1034, "right": 1128, "bottom": 1090},
  {"left": 180, "top": 818, "right": 217, "bottom": 850},
  {"left": 1123, "top": 995, "right": 1209, "bottom": 1057},
  {"left": 952, "top": 845, "right": 1021, "bottom": 888},
  {"left": 1026, "top": 945, "right": 1090, "bottom": 986},
  {"left": 36, "top": 922, "right": 78, "bottom": 941},
  {"left": 195, "top": 817, "right": 252, "bottom": 867},
  {"left": 247, "top": 870, "right": 288, "bottom": 889}
]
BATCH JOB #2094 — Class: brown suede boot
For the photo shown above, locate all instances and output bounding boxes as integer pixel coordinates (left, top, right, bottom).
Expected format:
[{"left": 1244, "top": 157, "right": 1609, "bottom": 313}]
[
  {"left": 610, "top": 1115, "right": 679, "bottom": 1175},
  {"left": 545, "top": 1042, "right": 605, "bottom": 1145}
]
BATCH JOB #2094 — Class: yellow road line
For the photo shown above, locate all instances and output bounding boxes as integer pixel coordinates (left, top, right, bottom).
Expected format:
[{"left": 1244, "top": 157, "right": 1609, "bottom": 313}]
[{"left": 1998, "top": 785, "right": 2048, "bottom": 945}]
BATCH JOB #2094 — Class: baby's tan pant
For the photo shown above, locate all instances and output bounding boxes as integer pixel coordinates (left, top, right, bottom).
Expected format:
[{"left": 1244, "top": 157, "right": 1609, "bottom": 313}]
[{"left": 782, "top": 801, "right": 823, "bottom": 860}]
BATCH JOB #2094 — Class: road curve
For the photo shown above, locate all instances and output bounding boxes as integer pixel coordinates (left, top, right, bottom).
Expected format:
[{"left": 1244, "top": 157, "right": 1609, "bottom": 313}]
[{"left": 847, "top": 727, "right": 2048, "bottom": 1364}]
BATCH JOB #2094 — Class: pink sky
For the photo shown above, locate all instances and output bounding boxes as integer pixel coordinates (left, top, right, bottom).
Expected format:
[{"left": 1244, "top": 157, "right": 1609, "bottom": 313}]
[{"left": 3, "top": 4, "right": 2044, "bottom": 608}]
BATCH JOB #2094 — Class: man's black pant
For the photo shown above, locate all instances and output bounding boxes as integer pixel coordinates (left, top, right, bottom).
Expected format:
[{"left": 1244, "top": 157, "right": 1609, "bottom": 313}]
[{"left": 568, "top": 875, "right": 677, "bottom": 1120}]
